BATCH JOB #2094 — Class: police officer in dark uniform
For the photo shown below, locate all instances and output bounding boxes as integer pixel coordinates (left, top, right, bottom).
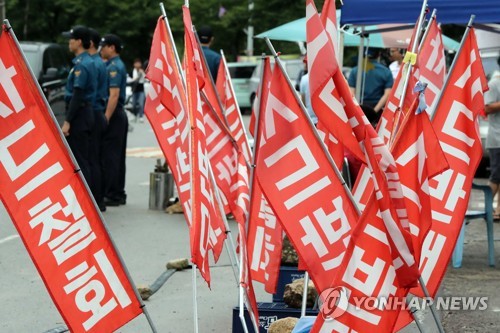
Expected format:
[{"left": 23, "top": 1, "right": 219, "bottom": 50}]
[
  {"left": 62, "top": 25, "right": 96, "bottom": 184},
  {"left": 197, "top": 25, "right": 221, "bottom": 81},
  {"left": 88, "top": 28, "right": 108, "bottom": 212},
  {"left": 100, "top": 34, "right": 128, "bottom": 206}
]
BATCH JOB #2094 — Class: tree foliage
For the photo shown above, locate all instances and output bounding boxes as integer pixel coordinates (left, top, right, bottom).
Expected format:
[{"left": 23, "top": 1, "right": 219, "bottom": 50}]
[{"left": 5, "top": 0, "right": 329, "bottom": 68}]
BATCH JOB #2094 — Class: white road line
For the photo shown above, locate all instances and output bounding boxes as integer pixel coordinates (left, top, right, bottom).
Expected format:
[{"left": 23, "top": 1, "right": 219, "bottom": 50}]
[{"left": 0, "top": 235, "right": 20, "bottom": 245}]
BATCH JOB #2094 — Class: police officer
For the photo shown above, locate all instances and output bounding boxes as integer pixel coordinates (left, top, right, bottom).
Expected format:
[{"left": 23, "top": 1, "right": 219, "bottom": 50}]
[
  {"left": 99, "top": 34, "right": 128, "bottom": 206},
  {"left": 62, "top": 25, "right": 96, "bottom": 184},
  {"left": 88, "top": 28, "right": 108, "bottom": 212}
]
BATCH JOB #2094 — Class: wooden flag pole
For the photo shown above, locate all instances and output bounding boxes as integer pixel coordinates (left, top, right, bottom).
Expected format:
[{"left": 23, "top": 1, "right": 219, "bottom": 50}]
[{"left": 3, "top": 19, "right": 159, "bottom": 333}]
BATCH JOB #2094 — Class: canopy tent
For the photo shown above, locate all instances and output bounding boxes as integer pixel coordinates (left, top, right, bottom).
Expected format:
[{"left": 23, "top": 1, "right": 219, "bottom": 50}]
[
  {"left": 256, "top": 16, "right": 460, "bottom": 50},
  {"left": 340, "top": 0, "right": 500, "bottom": 25}
]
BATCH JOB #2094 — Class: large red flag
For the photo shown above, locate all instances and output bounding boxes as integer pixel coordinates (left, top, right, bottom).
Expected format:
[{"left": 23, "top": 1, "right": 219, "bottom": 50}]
[
  {"left": 145, "top": 17, "right": 192, "bottom": 225},
  {"left": 395, "top": 27, "right": 487, "bottom": 331},
  {"left": 310, "top": 194, "right": 410, "bottom": 333},
  {"left": 412, "top": 27, "right": 487, "bottom": 296},
  {"left": 247, "top": 58, "right": 283, "bottom": 294},
  {"left": 183, "top": 6, "right": 227, "bottom": 285},
  {"left": 255, "top": 61, "right": 358, "bottom": 293},
  {"left": 391, "top": 90, "right": 449, "bottom": 264},
  {"left": 0, "top": 25, "right": 142, "bottom": 333},
  {"left": 216, "top": 55, "right": 253, "bottom": 165}
]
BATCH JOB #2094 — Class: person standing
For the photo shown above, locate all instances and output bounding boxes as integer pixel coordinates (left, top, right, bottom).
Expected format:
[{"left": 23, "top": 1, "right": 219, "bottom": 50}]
[
  {"left": 196, "top": 25, "right": 221, "bottom": 82},
  {"left": 62, "top": 25, "right": 96, "bottom": 184},
  {"left": 88, "top": 28, "right": 108, "bottom": 212},
  {"left": 348, "top": 48, "right": 393, "bottom": 125},
  {"left": 389, "top": 48, "right": 405, "bottom": 79},
  {"left": 299, "top": 58, "right": 318, "bottom": 125},
  {"left": 131, "top": 58, "right": 146, "bottom": 122},
  {"left": 485, "top": 58, "right": 500, "bottom": 220},
  {"left": 100, "top": 34, "right": 128, "bottom": 206}
]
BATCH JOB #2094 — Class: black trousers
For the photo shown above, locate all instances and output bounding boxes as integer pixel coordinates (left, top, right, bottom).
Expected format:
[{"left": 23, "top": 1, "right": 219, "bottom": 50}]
[
  {"left": 89, "top": 110, "right": 107, "bottom": 206},
  {"left": 67, "top": 105, "right": 94, "bottom": 184},
  {"left": 102, "top": 107, "right": 128, "bottom": 201}
]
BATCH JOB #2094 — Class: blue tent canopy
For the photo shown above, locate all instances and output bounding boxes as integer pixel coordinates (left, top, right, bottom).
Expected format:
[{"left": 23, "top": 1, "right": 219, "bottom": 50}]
[{"left": 341, "top": 0, "right": 500, "bottom": 25}]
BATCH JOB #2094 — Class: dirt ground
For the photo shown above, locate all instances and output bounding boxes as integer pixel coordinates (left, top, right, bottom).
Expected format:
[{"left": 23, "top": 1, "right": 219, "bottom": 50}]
[{"left": 440, "top": 180, "right": 500, "bottom": 332}]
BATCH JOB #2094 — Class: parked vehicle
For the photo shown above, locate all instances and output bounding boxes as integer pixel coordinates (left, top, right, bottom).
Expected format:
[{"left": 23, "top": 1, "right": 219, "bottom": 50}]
[
  {"left": 249, "top": 58, "right": 305, "bottom": 109},
  {"left": 226, "top": 62, "right": 257, "bottom": 112},
  {"left": 20, "top": 42, "right": 71, "bottom": 125}
]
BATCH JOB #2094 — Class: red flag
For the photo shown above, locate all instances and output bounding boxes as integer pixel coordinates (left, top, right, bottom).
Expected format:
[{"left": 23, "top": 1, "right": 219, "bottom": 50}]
[
  {"left": 247, "top": 58, "right": 283, "bottom": 294},
  {"left": 203, "top": 101, "right": 250, "bottom": 229},
  {"left": 320, "top": 0, "right": 339, "bottom": 60},
  {"left": 184, "top": 6, "right": 227, "bottom": 285},
  {"left": 145, "top": 17, "right": 192, "bottom": 225},
  {"left": 311, "top": 194, "right": 410, "bottom": 333},
  {"left": 395, "top": 27, "right": 487, "bottom": 331},
  {"left": 391, "top": 93, "right": 449, "bottom": 264},
  {"left": 413, "top": 27, "right": 487, "bottom": 296},
  {"left": 0, "top": 25, "right": 142, "bottom": 333},
  {"left": 306, "top": 0, "right": 365, "bottom": 163},
  {"left": 317, "top": 122, "right": 344, "bottom": 171},
  {"left": 417, "top": 19, "right": 446, "bottom": 115},
  {"left": 216, "top": 55, "right": 253, "bottom": 165},
  {"left": 247, "top": 185, "right": 283, "bottom": 293},
  {"left": 255, "top": 62, "right": 358, "bottom": 293}
]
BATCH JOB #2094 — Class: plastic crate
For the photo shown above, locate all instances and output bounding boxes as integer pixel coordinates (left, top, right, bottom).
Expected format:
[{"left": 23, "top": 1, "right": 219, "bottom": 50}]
[
  {"left": 232, "top": 302, "right": 318, "bottom": 333},
  {"left": 272, "top": 266, "right": 305, "bottom": 303}
]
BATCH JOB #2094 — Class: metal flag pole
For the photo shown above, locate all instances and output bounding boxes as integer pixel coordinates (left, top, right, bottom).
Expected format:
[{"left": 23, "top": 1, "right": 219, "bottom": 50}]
[
  {"left": 2, "top": 19, "right": 159, "bottom": 333},
  {"left": 389, "top": 0, "right": 429, "bottom": 146},
  {"left": 355, "top": 27, "right": 365, "bottom": 102},
  {"left": 430, "top": 15, "right": 475, "bottom": 121},
  {"left": 238, "top": 241, "right": 259, "bottom": 333},
  {"left": 301, "top": 272, "right": 310, "bottom": 317},
  {"left": 192, "top": 265, "right": 199, "bottom": 333},
  {"left": 160, "top": 2, "right": 185, "bottom": 85},
  {"left": 419, "top": 276, "right": 444, "bottom": 333},
  {"left": 264, "top": 37, "right": 427, "bottom": 333}
]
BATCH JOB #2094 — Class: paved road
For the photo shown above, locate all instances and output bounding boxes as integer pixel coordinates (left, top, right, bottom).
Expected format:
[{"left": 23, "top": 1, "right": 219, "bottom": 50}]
[{"left": 0, "top": 112, "right": 489, "bottom": 332}]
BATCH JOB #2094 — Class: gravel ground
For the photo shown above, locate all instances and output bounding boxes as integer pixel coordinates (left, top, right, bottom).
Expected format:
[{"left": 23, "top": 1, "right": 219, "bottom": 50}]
[{"left": 440, "top": 179, "right": 500, "bottom": 332}]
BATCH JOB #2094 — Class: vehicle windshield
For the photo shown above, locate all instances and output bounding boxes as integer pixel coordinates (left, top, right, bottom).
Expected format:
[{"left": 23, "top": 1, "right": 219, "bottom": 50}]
[
  {"left": 22, "top": 49, "right": 42, "bottom": 75},
  {"left": 228, "top": 65, "right": 256, "bottom": 79}
]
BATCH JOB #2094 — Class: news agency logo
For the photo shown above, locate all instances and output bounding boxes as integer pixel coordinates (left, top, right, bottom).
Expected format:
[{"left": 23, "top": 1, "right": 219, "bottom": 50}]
[
  {"left": 319, "top": 286, "right": 489, "bottom": 320},
  {"left": 318, "top": 286, "right": 349, "bottom": 320}
]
